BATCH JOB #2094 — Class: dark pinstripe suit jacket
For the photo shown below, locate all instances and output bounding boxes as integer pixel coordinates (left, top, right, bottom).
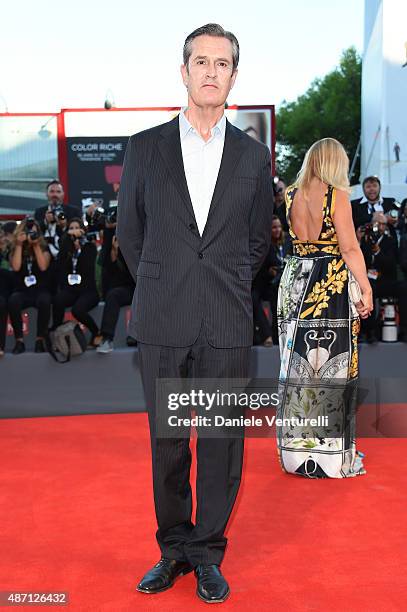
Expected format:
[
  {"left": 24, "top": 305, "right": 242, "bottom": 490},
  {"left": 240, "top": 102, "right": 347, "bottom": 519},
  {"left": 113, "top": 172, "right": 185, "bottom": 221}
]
[{"left": 117, "top": 115, "right": 274, "bottom": 348}]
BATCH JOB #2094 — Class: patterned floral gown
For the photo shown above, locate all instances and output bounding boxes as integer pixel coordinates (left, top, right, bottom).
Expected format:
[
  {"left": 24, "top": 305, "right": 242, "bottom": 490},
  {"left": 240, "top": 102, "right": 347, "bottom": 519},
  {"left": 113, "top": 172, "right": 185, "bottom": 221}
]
[{"left": 276, "top": 185, "right": 365, "bottom": 478}]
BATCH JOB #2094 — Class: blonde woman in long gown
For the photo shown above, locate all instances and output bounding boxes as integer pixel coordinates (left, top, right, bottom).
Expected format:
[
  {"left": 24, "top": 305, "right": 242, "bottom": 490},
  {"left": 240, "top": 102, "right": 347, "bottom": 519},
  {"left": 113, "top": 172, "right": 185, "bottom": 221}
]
[{"left": 277, "top": 138, "right": 373, "bottom": 478}]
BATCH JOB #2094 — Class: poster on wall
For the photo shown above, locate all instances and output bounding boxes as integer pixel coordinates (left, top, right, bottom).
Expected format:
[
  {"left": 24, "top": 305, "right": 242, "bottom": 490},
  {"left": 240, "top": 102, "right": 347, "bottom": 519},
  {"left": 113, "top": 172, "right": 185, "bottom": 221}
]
[
  {"left": 63, "top": 107, "right": 274, "bottom": 212},
  {"left": 66, "top": 137, "right": 127, "bottom": 210}
]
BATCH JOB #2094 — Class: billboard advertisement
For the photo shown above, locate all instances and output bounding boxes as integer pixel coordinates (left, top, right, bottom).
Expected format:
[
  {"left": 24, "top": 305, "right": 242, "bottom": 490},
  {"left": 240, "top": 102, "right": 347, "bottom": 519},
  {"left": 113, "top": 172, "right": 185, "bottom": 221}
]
[{"left": 63, "top": 107, "right": 275, "bottom": 211}]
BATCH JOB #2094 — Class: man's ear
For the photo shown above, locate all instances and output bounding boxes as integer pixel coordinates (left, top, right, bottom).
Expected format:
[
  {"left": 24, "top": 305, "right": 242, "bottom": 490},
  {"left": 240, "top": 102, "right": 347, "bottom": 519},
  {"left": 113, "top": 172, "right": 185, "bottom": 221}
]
[
  {"left": 230, "top": 69, "right": 238, "bottom": 90},
  {"left": 180, "top": 63, "right": 188, "bottom": 88}
]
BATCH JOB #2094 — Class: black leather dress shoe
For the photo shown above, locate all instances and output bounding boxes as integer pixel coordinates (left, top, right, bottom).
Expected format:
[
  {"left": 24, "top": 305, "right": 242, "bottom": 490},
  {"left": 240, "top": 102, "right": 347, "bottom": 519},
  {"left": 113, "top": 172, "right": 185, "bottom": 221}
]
[
  {"left": 195, "top": 564, "right": 230, "bottom": 603},
  {"left": 136, "top": 558, "right": 192, "bottom": 594},
  {"left": 12, "top": 341, "right": 25, "bottom": 355},
  {"left": 35, "top": 338, "right": 46, "bottom": 353}
]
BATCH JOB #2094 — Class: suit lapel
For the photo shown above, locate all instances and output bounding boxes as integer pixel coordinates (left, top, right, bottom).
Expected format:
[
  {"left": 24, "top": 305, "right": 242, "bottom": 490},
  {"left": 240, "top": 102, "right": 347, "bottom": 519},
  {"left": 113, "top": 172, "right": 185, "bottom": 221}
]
[
  {"left": 202, "top": 120, "right": 249, "bottom": 240},
  {"left": 157, "top": 116, "right": 249, "bottom": 235},
  {"left": 158, "top": 116, "right": 196, "bottom": 223}
]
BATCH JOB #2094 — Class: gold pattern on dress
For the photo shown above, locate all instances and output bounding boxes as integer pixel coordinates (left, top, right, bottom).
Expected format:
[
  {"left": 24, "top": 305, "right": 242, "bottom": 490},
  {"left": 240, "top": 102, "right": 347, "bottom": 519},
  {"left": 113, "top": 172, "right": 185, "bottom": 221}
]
[
  {"left": 300, "top": 258, "right": 347, "bottom": 319},
  {"left": 349, "top": 318, "right": 360, "bottom": 378},
  {"left": 293, "top": 243, "right": 319, "bottom": 256},
  {"left": 321, "top": 244, "right": 340, "bottom": 255},
  {"left": 320, "top": 227, "right": 336, "bottom": 240}
]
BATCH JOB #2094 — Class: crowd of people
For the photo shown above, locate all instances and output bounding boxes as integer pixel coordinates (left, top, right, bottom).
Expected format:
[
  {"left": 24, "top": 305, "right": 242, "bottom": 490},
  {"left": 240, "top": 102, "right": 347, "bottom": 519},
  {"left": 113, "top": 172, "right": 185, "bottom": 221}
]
[
  {"left": 1, "top": 175, "right": 407, "bottom": 356},
  {"left": 253, "top": 174, "right": 407, "bottom": 346},
  {"left": 0, "top": 180, "right": 135, "bottom": 356}
]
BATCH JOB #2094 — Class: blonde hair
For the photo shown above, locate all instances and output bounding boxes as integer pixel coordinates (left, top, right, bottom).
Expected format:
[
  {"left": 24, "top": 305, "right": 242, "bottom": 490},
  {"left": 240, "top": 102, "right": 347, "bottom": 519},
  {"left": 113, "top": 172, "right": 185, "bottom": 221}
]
[{"left": 295, "top": 138, "right": 351, "bottom": 194}]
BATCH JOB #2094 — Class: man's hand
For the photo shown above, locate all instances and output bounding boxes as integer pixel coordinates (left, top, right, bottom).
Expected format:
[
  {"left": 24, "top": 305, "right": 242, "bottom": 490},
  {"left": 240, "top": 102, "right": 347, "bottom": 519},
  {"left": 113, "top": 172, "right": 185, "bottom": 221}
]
[
  {"left": 371, "top": 242, "right": 380, "bottom": 254},
  {"left": 386, "top": 213, "right": 398, "bottom": 226},
  {"left": 86, "top": 203, "right": 98, "bottom": 217},
  {"left": 17, "top": 232, "right": 27, "bottom": 244}
]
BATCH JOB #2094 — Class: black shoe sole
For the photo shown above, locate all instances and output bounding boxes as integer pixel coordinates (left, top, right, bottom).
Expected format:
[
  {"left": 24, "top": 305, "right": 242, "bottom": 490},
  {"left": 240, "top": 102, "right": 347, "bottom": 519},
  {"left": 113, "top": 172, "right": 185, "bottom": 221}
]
[
  {"left": 196, "top": 587, "right": 230, "bottom": 604},
  {"left": 136, "top": 567, "right": 193, "bottom": 594}
]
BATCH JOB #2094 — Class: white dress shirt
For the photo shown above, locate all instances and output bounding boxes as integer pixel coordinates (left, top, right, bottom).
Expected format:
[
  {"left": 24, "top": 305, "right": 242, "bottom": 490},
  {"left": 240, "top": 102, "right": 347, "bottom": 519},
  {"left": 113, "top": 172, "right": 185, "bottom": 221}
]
[
  {"left": 360, "top": 195, "right": 384, "bottom": 214},
  {"left": 179, "top": 108, "right": 226, "bottom": 236}
]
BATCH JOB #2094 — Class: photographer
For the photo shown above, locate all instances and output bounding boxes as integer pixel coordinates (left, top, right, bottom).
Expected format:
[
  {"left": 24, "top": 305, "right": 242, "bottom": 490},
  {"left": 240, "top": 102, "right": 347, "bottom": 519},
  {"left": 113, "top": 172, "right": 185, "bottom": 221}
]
[
  {"left": 34, "top": 180, "right": 81, "bottom": 230},
  {"left": 0, "top": 227, "right": 15, "bottom": 356},
  {"left": 83, "top": 202, "right": 106, "bottom": 236},
  {"left": 360, "top": 212, "right": 407, "bottom": 342},
  {"left": 42, "top": 206, "right": 68, "bottom": 259},
  {"left": 400, "top": 201, "right": 407, "bottom": 263},
  {"left": 398, "top": 199, "right": 407, "bottom": 236},
  {"left": 8, "top": 218, "right": 52, "bottom": 354},
  {"left": 252, "top": 215, "right": 291, "bottom": 346},
  {"left": 273, "top": 178, "right": 289, "bottom": 232},
  {"left": 52, "top": 218, "right": 101, "bottom": 348},
  {"left": 351, "top": 176, "right": 400, "bottom": 237},
  {"left": 96, "top": 212, "right": 135, "bottom": 353}
]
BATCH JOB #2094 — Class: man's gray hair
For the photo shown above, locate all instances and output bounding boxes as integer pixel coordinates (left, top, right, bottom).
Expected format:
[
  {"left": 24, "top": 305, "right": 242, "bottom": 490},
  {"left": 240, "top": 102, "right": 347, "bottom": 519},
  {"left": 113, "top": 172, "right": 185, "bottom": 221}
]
[{"left": 183, "top": 23, "right": 239, "bottom": 72}]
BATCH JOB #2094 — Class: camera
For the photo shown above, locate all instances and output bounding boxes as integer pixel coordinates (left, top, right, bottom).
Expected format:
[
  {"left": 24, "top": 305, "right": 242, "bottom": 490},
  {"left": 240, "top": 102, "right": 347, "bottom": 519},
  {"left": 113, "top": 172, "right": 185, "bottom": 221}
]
[
  {"left": 85, "top": 231, "right": 98, "bottom": 242},
  {"left": 74, "top": 231, "right": 98, "bottom": 246},
  {"left": 25, "top": 216, "right": 36, "bottom": 231},
  {"left": 24, "top": 216, "right": 38, "bottom": 240},
  {"left": 363, "top": 222, "right": 380, "bottom": 243},
  {"left": 90, "top": 205, "right": 117, "bottom": 227},
  {"left": 91, "top": 207, "right": 105, "bottom": 224},
  {"left": 106, "top": 207, "right": 117, "bottom": 224},
  {"left": 53, "top": 206, "right": 66, "bottom": 221},
  {"left": 363, "top": 221, "right": 389, "bottom": 245}
]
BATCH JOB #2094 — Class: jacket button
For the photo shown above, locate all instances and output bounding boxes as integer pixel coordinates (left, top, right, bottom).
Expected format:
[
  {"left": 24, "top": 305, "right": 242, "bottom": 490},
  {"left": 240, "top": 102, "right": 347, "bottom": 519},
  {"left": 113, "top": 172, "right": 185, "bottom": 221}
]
[
  {"left": 198, "top": 252, "right": 204, "bottom": 259},
  {"left": 189, "top": 223, "right": 195, "bottom": 230}
]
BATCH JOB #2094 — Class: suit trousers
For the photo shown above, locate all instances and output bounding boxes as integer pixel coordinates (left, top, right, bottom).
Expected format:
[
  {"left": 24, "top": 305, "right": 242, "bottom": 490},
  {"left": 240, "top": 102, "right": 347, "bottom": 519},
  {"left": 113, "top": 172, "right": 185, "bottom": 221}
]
[{"left": 138, "top": 323, "right": 250, "bottom": 567}]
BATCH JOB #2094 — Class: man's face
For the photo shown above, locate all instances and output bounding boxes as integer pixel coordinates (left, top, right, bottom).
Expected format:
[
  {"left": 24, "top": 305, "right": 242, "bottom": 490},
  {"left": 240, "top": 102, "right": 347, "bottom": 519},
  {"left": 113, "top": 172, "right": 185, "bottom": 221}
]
[
  {"left": 274, "top": 180, "right": 286, "bottom": 206},
  {"left": 372, "top": 212, "right": 387, "bottom": 234},
  {"left": 363, "top": 180, "right": 380, "bottom": 202},
  {"left": 47, "top": 183, "right": 64, "bottom": 205},
  {"left": 181, "top": 35, "right": 237, "bottom": 109}
]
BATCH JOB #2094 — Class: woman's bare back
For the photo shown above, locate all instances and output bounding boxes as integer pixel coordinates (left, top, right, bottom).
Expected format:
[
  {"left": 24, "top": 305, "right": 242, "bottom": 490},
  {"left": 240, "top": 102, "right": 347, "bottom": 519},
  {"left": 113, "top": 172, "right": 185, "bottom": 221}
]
[{"left": 290, "top": 178, "right": 328, "bottom": 242}]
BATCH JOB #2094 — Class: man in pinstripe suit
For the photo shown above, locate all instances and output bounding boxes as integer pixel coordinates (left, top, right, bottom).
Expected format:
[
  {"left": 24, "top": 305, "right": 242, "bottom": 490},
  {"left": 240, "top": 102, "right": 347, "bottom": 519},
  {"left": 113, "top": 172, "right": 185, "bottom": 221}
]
[{"left": 117, "top": 23, "right": 274, "bottom": 603}]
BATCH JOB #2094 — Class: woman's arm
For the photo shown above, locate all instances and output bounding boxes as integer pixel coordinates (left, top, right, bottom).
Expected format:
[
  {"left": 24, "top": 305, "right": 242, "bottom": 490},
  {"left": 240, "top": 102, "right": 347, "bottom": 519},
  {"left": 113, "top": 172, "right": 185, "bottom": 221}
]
[
  {"left": 332, "top": 189, "right": 373, "bottom": 318},
  {"left": 10, "top": 232, "right": 27, "bottom": 271}
]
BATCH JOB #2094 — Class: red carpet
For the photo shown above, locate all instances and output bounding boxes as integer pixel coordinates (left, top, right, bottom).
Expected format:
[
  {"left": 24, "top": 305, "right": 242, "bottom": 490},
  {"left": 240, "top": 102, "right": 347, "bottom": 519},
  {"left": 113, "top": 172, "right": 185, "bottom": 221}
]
[{"left": 1, "top": 413, "right": 406, "bottom": 611}]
